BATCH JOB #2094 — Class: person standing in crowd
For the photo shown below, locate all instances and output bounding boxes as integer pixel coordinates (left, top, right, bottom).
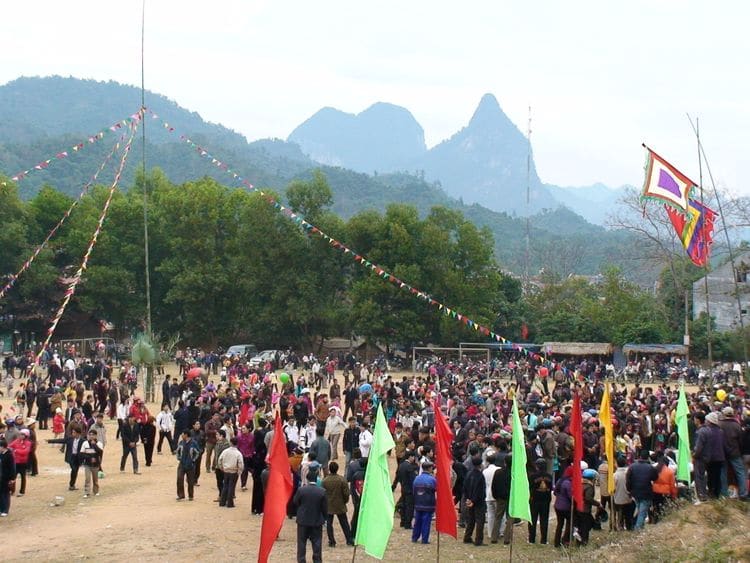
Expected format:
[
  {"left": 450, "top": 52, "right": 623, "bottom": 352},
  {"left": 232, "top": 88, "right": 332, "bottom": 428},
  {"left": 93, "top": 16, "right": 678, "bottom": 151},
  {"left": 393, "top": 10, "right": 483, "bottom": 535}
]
[
  {"left": 141, "top": 415, "right": 157, "bottom": 467},
  {"left": 120, "top": 413, "right": 141, "bottom": 474},
  {"left": 613, "top": 456, "right": 634, "bottom": 530},
  {"left": 358, "top": 421, "right": 373, "bottom": 459},
  {"left": 237, "top": 423, "right": 255, "bottom": 492},
  {"left": 212, "top": 430, "right": 230, "bottom": 503},
  {"left": 577, "top": 468, "right": 600, "bottom": 545},
  {"left": 8, "top": 429, "right": 32, "bottom": 497},
  {"left": 310, "top": 424, "right": 331, "bottom": 477},
  {"left": 719, "top": 406, "right": 747, "bottom": 499},
  {"left": 217, "top": 436, "right": 243, "bottom": 508},
  {"left": 553, "top": 466, "right": 573, "bottom": 547},
  {"left": 322, "top": 461, "right": 353, "bottom": 547},
  {"left": 79, "top": 429, "right": 103, "bottom": 498},
  {"left": 342, "top": 417, "right": 360, "bottom": 467},
  {"left": 175, "top": 429, "right": 200, "bottom": 501},
  {"left": 694, "top": 411, "right": 726, "bottom": 499},
  {"left": 395, "top": 449, "right": 418, "bottom": 530},
  {"left": 651, "top": 451, "right": 677, "bottom": 523},
  {"left": 463, "top": 456, "right": 486, "bottom": 546},
  {"left": 691, "top": 412, "right": 710, "bottom": 502},
  {"left": 0, "top": 438, "right": 16, "bottom": 517},
  {"left": 156, "top": 404, "right": 175, "bottom": 455},
  {"left": 626, "top": 449, "right": 658, "bottom": 530},
  {"left": 412, "top": 460, "right": 437, "bottom": 544},
  {"left": 325, "top": 406, "right": 345, "bottom": 461},
  {"left": 482, "top": 453, "right": 501, "bottom": 542},
  {"left": 528, "top": 457, "right": 553, "bottom": 544},
  {"left": 293, "top": 463, "right": 327, "bottom": 563}
]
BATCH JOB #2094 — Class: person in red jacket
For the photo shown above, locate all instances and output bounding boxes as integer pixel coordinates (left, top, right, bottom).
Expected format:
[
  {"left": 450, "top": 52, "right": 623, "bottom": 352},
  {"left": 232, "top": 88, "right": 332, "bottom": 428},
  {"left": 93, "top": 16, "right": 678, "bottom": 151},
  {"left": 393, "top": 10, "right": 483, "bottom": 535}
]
[
  {"left": 129, "top": 398, "right": 150, "bottom": 425},
  {"left": 8, "top": 429, "right": 32, "bottom": 496}
]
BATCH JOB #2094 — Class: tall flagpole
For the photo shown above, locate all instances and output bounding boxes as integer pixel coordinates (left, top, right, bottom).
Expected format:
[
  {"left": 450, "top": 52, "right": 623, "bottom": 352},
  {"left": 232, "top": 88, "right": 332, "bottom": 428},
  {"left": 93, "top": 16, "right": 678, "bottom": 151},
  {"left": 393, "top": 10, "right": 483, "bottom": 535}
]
[
  {"left": 141, "top": 0, "right": 154, "bottom": 402},
  {"left": 141, "top": 0, "right": 152, "bottom": 339},
  {"left": 693, "top": 117, "right": 712, "bottom": 366},
  {"left": 687, "top": 115, "right": 748, "bottom": 367}
]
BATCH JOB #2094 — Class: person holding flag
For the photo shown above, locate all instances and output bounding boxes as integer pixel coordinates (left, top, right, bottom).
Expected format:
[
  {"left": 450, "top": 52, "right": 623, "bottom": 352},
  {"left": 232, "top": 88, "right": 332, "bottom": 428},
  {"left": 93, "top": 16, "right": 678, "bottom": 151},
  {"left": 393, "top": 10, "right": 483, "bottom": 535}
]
[{"left": 353, "top": 404, "right": 395, "bottom": 560}]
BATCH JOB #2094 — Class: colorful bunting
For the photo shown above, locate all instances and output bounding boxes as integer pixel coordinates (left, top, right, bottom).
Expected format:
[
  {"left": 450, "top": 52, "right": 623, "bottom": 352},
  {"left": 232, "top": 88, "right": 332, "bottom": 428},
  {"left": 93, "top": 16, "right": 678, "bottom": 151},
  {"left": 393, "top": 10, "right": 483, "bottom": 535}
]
[
  {"left": 0, "top": 132, "right": 128, "bottom": 301},
  {"left": 35, "top": 117, "right": 140, "bottom": 365},
  {"left": 147, "top": 110, "right": 545, "bottom": 361},
  {"left": 3, "top": 111, "right": 142, "bottom": 186}
]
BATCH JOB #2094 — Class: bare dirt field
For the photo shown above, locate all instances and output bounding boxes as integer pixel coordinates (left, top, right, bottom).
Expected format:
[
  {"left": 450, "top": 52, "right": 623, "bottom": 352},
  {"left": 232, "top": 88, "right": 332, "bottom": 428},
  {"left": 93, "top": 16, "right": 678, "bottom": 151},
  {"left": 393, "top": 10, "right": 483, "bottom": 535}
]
[{"left": 1, "top": 370, "right": 745, "bottom": 562}]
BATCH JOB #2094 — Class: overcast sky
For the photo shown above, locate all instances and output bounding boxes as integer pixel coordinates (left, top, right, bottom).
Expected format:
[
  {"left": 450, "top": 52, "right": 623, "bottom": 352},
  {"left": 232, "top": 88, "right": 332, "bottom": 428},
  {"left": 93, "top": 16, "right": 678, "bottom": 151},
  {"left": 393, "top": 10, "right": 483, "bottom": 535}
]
[{"left": 2, "top": 1, "right": 748, "bottom": 194}]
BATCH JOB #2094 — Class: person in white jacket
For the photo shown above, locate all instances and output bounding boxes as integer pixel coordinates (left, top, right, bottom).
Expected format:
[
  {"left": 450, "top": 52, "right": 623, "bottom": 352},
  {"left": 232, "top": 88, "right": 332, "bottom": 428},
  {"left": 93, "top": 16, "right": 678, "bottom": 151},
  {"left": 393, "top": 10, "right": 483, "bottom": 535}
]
[
  {"left": 325, "top": 406, "right": 346, "bottom": 460},
  {"left": 156, "top": 405, "right": 175, "bottom": 454},
  {"left": 358, "top": 422, "right": 373, "bottom": 459}
]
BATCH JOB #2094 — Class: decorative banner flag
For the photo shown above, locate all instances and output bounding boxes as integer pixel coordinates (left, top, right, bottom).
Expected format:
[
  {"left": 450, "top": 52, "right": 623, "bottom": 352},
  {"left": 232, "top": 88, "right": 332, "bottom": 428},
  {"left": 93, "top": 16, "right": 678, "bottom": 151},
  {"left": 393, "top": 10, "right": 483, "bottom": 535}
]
[
  {"left": 509, "top": 397, "right": 532, "bottom": 522},
  {"left": 35, "top": 119, "right": 139, "bottom": 365},
  {"left": 146, "top": 111, "right": 547, "bottom": 363},
  {"left": 3, "top": 111, "right": 141, "bottom": 185},
  {"left": 0, "top": 133, "right": 127, "bottom": 301},
  {"left": 433, "top": 398, "right": 458, "bottom": 537},
  {"left": 665, "top": 198, "right": 717, "bottom": 267},
  {"left": 599, "top": 382, "right": 615, "bottom": 495},
  {"left": 570, "top": 392, "right": 584, "bottom": 511},
  {"left": 257, "top": 413, "right": 293, "bottom": 563},
  {"left": 675, "top": 384, "right": 691, "bottom": 482},
  {"left": 642, "top": 145, "right": 696, "bottom": 211},
  {"left": 354, "top": 403, "right": 396, "bottom": 559}
]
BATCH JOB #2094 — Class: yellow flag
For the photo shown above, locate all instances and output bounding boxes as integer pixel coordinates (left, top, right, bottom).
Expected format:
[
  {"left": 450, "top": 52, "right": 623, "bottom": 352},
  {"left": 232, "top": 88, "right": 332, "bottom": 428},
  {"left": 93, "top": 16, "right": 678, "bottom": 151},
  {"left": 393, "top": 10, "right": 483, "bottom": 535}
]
[{"left": 599, "top": 382, "right": 615, "bottom": 495}]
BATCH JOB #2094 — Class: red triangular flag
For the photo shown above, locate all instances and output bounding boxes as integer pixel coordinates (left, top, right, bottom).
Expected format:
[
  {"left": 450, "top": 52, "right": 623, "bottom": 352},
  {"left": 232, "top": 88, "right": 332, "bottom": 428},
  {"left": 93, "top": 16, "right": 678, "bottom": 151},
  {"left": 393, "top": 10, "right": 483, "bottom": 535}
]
[
  {"left": 433, "top": 398, "right": 457, "bottom": 538},
  {"left": 570, "top": 393, "right": 584, "bottom": 511},
  {"left": 257, "top": 413, "right": 293, "bottom": 563}
]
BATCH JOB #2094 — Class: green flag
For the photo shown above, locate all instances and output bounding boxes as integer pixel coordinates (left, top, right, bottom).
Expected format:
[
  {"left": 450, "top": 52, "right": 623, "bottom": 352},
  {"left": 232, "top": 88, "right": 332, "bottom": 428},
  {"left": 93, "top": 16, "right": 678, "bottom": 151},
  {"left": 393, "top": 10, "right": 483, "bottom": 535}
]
[
  {"left": 675, "top": 384, "right": 691, "bottom": 482},
  {"left": 354, "top": 404, "right": 396, "bottom": 559},
  {"left": 509, "top": 397, "right": 532, "bottom": 522}
]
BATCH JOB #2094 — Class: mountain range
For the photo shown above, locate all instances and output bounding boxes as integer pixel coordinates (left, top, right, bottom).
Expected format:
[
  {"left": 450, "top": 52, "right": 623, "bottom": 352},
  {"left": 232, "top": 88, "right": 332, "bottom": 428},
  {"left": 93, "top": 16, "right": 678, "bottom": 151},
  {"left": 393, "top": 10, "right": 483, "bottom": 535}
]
[
  {"left": 0, "top": 76, "right": 636, "bottom": 276},
  {"left": 290, "top": 92, "right": 630, "bottom": 219}
]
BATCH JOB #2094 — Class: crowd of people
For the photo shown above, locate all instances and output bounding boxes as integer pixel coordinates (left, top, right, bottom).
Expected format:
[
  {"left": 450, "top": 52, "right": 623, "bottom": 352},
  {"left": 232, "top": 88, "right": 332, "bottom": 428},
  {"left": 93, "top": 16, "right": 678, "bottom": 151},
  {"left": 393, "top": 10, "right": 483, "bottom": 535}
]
[{"left": 0, "top": 348, "right": 748, "bottom": 561}]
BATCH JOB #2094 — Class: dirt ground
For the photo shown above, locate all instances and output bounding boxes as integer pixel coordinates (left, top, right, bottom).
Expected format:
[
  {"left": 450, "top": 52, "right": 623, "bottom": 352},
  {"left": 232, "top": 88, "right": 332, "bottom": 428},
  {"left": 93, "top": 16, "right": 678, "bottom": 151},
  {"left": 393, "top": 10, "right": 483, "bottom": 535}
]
[{"left": 0, "top": 369, "right": 738, "bottom": 562}]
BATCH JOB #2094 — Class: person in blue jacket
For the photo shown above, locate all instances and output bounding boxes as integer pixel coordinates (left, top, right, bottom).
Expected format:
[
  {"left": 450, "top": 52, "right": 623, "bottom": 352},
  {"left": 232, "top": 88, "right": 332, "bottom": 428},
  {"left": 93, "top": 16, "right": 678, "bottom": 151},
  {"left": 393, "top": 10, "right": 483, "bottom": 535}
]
[{"left": 412, "top": 460, "right": 437, "bottom": 544}]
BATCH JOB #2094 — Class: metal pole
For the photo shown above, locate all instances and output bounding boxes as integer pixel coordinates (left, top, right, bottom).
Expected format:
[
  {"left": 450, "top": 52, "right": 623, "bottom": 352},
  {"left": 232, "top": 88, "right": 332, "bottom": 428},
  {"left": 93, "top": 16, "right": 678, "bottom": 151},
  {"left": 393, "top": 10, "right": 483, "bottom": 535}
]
[
  {"left": 141, "top": 0, "right": 154, "bottom": 402},
  {"left": 688, "top": 114, "right": 748, "bottom": 367},
  {"left": 694, "top": 117, "right": 712, "bottom": 367},
  {"left": 684, "top": 290, "right": 690, "bottom": 365}
]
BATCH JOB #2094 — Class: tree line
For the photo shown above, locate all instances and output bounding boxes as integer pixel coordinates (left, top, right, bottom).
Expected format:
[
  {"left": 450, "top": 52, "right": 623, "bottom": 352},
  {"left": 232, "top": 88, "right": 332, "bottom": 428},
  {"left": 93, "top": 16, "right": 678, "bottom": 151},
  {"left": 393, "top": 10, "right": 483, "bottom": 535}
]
[{"left": 0, "top": 169, "right": 740, "bottom": 359}]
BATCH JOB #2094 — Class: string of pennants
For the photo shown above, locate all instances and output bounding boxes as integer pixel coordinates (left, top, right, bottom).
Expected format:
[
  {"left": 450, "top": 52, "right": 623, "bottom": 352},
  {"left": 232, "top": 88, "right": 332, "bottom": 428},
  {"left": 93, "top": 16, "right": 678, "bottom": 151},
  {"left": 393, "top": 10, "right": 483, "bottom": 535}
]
[
  {"left": 147, "top": 109, "right": 546, "bottom": 361},
  {"left": 0, "top": 130, "right": 130, "bottom": 301},
  {"left": 35, "top": 115, "right": 141, "bottom": 365},
  {"left": 1, "top": 113, "right": 142, "bottom": 186}
]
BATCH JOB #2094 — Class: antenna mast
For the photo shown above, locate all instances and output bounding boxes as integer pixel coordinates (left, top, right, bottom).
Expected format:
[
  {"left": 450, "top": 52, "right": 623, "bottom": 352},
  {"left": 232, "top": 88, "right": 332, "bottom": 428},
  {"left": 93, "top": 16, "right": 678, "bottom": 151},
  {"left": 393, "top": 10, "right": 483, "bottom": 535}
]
[{"left": 524, "top": 106, "right": 532, "bottom": 286}]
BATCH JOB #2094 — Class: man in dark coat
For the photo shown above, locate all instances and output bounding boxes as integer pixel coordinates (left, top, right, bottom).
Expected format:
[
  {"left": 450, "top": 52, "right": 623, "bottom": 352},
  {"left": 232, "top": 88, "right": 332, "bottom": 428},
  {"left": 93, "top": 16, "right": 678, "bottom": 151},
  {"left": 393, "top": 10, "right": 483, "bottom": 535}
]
[
  {"left": 119, "top": 413, "right": 141, "bottom": 474},
  {"left": 395, "top": 450, "right": 418, "bottom": 529},
  {"left": 293, "top": 464, "right": 328, "bottom": 563},
  {"left": 462, "top": 456, "right": 487, "bottom": 546}
]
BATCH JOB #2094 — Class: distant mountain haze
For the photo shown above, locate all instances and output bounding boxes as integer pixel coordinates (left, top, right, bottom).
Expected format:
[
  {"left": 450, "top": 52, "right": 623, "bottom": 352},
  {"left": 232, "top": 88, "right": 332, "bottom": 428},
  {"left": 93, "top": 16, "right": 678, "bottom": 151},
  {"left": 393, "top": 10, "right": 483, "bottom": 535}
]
[
  {"left": 0, "top": 75, "right": 634, "bottom": 276},
  {"left": 289, "top": 92, "right": 621, "bottom": 218},
  {"left": 288, "top": 102, "right": 426, "bottom": 172}
]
